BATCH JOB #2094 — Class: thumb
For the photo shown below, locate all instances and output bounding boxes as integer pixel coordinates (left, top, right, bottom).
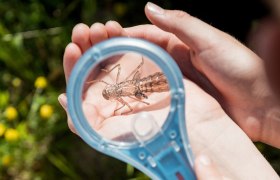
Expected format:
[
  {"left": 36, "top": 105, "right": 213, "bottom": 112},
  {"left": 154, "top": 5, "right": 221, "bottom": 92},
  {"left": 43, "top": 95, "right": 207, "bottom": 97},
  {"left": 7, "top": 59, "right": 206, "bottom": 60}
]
[
  {"left": 58, "top": 93, "right": 77, "bottom": 134},
  {"left": 194, "top": 154, "right": 224, "bottom": 180},
  {"left": 58, "top": 93, "right": 101, "bottom": 134},
  {"left": 145, "top": 2, "right": 225, "bottom": 52}
]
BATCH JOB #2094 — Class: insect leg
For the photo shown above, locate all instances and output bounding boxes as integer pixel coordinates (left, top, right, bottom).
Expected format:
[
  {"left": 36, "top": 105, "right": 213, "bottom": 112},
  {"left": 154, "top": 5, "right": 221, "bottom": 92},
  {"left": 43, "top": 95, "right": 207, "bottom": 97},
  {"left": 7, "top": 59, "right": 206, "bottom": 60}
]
[
  {"left": 114, "top": 98, "right": 133, "bottom": 115},
  {"left": 102, "top": 64, "right": 121, "bottom": 83},
  {"left": 124, "top": 57, "right": 144, "bottom": 81},
  {"left": 132, "top": 71, "right": 140, "bottom": 80},
  {"left": 127, "top": 96, "right": 150, "bottom": 105},
  {"left": 114, "top": 103, "right": 125, "bottom": 116}
]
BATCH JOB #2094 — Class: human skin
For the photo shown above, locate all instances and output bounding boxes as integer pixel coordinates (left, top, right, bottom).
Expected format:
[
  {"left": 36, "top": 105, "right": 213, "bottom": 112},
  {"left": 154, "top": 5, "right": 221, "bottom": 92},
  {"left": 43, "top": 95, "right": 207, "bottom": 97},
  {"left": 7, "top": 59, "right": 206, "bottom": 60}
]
[
  {"left": 139, "top": 3, "right": 280, "bottom": 148},
  {"left": 60, "top": 2, "right": 280, "bottom": 179},
  {"left": 248, "top": 17, "right": 280, "bottom": 98}
]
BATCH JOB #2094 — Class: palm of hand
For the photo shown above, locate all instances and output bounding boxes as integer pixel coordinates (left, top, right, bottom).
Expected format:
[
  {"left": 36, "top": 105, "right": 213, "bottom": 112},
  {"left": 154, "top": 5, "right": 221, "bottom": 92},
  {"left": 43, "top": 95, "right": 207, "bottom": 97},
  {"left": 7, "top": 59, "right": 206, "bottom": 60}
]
[
  {"left": 81, "top": 53, "right": 170, "bottom": 140},
  {"left": 80, "top": 51, "right": 227, "bottom": 146}
]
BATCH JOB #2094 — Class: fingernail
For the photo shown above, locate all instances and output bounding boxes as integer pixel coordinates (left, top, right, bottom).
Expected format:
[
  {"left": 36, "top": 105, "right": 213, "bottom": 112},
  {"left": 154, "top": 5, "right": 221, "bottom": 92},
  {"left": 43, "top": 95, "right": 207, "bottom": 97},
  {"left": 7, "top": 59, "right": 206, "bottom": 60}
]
[
  {"left": 146, "top": 2, "right": 164, "bottom": 15},
  {"left": 58, "top": 93, "right": 67, "bottom": 110},
  {"left": 198, "top": 154, "right": 212, "bottom": 166}
]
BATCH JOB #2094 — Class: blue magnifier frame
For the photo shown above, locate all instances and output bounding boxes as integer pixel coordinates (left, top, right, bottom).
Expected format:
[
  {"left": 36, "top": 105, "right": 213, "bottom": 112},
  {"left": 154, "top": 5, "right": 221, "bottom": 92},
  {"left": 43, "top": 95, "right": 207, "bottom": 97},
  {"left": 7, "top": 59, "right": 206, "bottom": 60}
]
[{"left": 67, "top": 37, "right": 196, "bottom": 180}]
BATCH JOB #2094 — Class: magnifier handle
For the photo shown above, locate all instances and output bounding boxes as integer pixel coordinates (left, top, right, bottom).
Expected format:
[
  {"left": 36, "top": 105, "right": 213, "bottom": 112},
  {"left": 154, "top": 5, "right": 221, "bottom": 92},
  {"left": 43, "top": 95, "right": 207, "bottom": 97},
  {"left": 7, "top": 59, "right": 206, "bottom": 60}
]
[
  {"left": 142, "top": 140, "right": 196, "bottom": 180},
  {"left": 131, "top": 109, "right": 196, "bottom": 180}
]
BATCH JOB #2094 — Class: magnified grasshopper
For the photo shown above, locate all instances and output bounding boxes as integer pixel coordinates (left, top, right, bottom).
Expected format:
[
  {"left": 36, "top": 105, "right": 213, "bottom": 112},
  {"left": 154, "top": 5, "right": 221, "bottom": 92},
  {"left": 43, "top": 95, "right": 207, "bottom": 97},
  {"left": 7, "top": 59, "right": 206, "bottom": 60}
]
[{"left": 88, "top": 57, "right": 169, "bottom": 115}]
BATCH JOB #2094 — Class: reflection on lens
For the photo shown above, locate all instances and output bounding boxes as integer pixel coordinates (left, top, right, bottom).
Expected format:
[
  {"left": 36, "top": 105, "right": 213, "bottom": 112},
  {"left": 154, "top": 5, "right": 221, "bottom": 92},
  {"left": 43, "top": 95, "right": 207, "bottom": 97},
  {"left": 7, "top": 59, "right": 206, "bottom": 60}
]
[
  {"left": 132, "top": 112, "right": 160, "bottom": 143},
  {"left": 81, "top": 52, "right": 171, "bottom": 145}
]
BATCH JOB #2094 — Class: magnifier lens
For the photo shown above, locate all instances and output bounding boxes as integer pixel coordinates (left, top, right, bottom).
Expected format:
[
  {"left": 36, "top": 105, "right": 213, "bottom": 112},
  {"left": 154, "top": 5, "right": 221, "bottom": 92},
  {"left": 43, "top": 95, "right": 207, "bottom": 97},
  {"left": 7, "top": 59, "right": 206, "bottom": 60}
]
[{"left": 81, "top": 52, "right": 171, "bottom": 144}]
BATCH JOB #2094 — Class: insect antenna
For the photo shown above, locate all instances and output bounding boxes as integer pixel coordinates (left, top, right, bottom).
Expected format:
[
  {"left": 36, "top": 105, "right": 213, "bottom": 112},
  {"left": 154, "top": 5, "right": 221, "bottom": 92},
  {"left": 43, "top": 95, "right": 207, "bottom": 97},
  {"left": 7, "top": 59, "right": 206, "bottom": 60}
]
[{"left": 124, "top": 56, "right": 144, "bottom": 81}]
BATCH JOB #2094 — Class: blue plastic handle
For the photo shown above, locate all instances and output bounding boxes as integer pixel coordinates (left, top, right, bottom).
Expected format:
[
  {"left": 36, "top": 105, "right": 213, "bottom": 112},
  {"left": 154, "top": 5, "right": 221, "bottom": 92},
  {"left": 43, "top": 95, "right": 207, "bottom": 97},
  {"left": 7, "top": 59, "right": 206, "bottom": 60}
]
[{"left": 67, "top": 37, "right": 196, "bottom": 180}]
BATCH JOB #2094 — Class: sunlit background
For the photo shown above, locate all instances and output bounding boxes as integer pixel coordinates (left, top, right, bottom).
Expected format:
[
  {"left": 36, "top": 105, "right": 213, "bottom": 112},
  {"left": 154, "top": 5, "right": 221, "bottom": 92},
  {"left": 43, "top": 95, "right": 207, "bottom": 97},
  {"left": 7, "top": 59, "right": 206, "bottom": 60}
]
[{"left": 0, "top": 0, "right": 280, "bottom": 179}]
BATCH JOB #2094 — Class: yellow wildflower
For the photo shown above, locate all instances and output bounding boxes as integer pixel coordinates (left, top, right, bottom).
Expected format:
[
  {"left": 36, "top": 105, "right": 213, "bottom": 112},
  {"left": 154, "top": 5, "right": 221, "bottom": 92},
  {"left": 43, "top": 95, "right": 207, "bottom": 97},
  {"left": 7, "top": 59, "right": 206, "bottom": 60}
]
[
  {"left": 34, "top": 76, "right": 48, "bottom": 89},
  {"left": 2, "top": 155, "right": 12, "bottom": 166},
  {"left": 0, "top": 124, "right": 6, "bottom": 136},
  {"left": 4, "top": 128, "right": 19, "bottom": 142},
  {"left": 12, "top": 77, "right": 21, "bottom": 87},
  {"left": 4, "top": 106, "right": 18, "bottom": 121},
  {"left": 40, "top": 104, "right": 53, "bottom": 119}
]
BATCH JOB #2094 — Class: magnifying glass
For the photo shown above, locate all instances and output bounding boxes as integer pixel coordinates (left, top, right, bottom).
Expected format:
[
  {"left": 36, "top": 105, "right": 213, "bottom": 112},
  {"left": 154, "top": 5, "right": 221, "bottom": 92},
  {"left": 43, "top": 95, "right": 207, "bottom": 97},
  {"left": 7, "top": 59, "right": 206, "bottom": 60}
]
[{"left": 67, "top": 37, "right": 196, "bottom": 180}]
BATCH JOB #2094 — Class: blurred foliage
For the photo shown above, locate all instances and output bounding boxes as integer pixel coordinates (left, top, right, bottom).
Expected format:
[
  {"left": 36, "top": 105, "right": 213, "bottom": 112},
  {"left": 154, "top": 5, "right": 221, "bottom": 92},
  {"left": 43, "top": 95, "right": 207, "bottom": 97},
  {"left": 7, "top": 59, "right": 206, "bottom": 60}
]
[
  {"left": 0, "top": 0, "right": 279, "bottom": 179},
  {"left": 0, "top": 0, "right": 151, "bottom": 179}
]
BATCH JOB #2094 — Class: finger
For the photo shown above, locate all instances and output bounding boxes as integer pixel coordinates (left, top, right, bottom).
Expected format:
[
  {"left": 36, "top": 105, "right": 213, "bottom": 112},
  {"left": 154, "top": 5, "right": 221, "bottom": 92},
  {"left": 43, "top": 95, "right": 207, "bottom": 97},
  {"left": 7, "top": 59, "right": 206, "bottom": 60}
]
[
  {"left": 124, "top": 24, "right": 217, "bottom": 94},
  {"left": 124, "top": 24, "right": 211, "bottom": 88},
  {"left": 63, "top": 43, "right": 82, "bottom": 83},
  {"left": 144, "top": 2, "right": 263, "bottom": 102},
  {"left": 124, "top": 24, "right": 192, "bottom": 73},
  {"left": 89, "top": 22, "right": 108, "bottom": 45},
  {"left": 144, "top": 2, "right": 227, "bottom": 52},
  {"left": 72, "top": 23, "right": 92, "bottom": 53},
  {"left": 194, "top": 154, "right": 223, "bottom": 180},
  {"left": 125, "top": 24, "right": 178, "bottom": 49},
  {"left": 58, "top": 93, "right": 77, "bottom": 134},
  {"left": 105, "top": 20, "right": 128, "bottom": 37}
]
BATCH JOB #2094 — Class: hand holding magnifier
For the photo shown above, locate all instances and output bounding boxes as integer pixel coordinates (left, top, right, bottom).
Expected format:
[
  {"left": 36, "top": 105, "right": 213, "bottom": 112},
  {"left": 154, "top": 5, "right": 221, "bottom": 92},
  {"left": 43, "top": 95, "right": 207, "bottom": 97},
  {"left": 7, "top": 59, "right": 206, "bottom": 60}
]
[{"left": 67, "top": 37, "right": 196, "bottom": 180}]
